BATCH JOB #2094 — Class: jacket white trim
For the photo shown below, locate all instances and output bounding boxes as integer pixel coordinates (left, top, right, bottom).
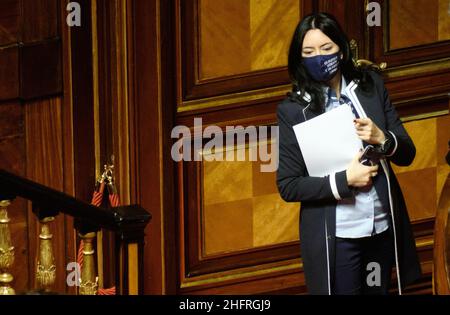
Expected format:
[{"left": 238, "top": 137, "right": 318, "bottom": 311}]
[
  {"left": 346, "top": 80, "right": 402, "bottom": 295},
  {"left": 329, "top": 173, "right": 342, "bottom": 200},
  {"left": 386, "top": 131, "right": 398, "bottom": 157}
]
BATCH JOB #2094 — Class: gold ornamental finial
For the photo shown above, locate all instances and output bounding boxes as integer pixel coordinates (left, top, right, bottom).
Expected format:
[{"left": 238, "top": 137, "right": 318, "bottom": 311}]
[
  {"left": 36, "top": 217, "right": 56, "bottom": 291},
  {"left": 0, "top": 200, "right": 15, "bottom": 295},
  {"left": 78, "top": 232, "right": 98, "bottom": 295}
]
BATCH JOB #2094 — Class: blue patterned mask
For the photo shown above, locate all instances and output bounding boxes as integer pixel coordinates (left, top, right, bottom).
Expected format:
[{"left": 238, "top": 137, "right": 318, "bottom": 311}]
[{"left": 302, "top": 52, "right": 341, "bottom": 82}]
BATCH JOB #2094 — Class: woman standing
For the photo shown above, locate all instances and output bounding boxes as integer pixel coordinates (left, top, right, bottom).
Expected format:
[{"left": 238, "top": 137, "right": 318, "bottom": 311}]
[{"left": 276, "top": 13, "right": 421, "bottom": 295}]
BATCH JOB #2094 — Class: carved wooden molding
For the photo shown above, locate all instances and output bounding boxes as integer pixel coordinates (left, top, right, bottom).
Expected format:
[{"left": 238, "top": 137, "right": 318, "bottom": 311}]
[
  {"left": 0, "top": 0, "right": 62, "bottom": 102},
  {"left": 0, "top": 40, "right": 62, "bottom": 102},
  {"left": 177, "top": 0, "right": 314, "bottom": 106}
]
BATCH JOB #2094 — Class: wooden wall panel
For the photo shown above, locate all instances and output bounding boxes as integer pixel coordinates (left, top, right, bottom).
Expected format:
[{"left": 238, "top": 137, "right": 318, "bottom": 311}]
[
  {"left": 20, "top": 40, "right": 62, "bottom": 100},
  {"left": 199, "top": 0, "right": 299, "bottom": 79},
  {"left": 120, "top": 0, "right": 448, "bottom": 295},
  {"left": 389, "top": 0, "right": 439, "bottom": 50},
  {"left": 171, "top": 0, "right": 446, "bottom": 295},
  {"left": 25, "top": 97, "right": 70, "bottom": 293},
  {"left": 199, "top": 0, "right": 251, "bottom": 79},
  {"left": 383, "top": 0, "right": 450, "bottom": 292},
  {"left": 0, "top": 0, "right": 20, "bottom": 45},
  {"left": 371, "top": 7, "right": 450, "bottom": 284},
  {"left": 252, "top": 193, "right": 299, "bottom": 247},
  {"left": 393, "top": 119, "right": 438, "bottom": 175},
  {"left": 0, "top": 0, "right": 62, "bottom": 102},
  {"left": 0, "top": 103, "right": 23, "bottom": 140},
  {"left": 249, "top": 0, "right": 299, "bottom": 71},
  {"left": 438, "top": 0, "right": 450, "bottom": 41},
  {"left": 133, "top": 0, "right": 165, "bottom": 294},
  {"left": 391, "top": 114, "right": 450, "bottom": 222},
  {"left": 0, "top": 47, "right": 19, "bottom": 100},
  {"left": 373, "top": 0, "right": 450, "bottom": 71},
  {"left": 389, "top": 0, "right": 450, "bottom": 50},
  {"left": 21, "top": 0, "right": 58, "bottom": 42},
  {"left": 204, "top": 198, "right": 254, "bottom": 255},
  {"left": 70, "top": 0, "right": 96, "bottom": 203},
  {"left": 175, "top": 0, "right": 311, "bottom": 295},
  {"left": 202, "top": 146, "right": 299, "bottom": 256},
  {"left": 0, "top": 41, "right": 62, "bottom": 102},
  {"left": 0, "top": 0, "right": 75, "bottom": 294},
  {"left": 60, "top": 0, "right": 77, "bottom": 295},
  {"left": 179, "top": 0, "right": 311, "bottom": 103},
  {"left": 176, "top": 0, "right": 314, "bottom": 295}
]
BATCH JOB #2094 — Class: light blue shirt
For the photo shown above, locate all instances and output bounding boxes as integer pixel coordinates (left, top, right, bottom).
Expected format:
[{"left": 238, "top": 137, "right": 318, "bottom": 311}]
[{"left": 325, "top": 76, "right": 389, "bottom": 238}]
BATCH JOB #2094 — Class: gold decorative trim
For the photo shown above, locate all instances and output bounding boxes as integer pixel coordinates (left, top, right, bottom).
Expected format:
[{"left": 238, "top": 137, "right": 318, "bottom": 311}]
[
  {"left": 384, "top": 57, "right": 450, "bottom": 79},
  {"left": 178, "top": 84, "right": 291, "bottom": 114},
  {"left": 0, "top": 273, "right": 15, "bottom": 295},
  {"left": 113, "top": 0, "right": 131, "bottom": 205},
  {"left": 92, "top": 0, "right": 100, "bottom": 178},
  {"left": 79, "top": 232, "right": 98, "bottom": 295},
  {"left": 36, "top": 263, "right": 56, "bottom": 288},
  {"left": 198, "top": 137, "right": 275, "bottom": 157},
  {"left": 0, "top": 247, "right": 14, "bottom": 268},
  {"left": 416, "top": 238, "right": 434, "bottom": 249},
  {"left": 401, "top": 110, "right": 449, "bottom": 123},
  {"left": 79, "top": 280, "right": 98, "bottom": 295},
  {"left": 0, "top": 200, "right": 15, "bottom": 295},
  {"left": 180, "top": 260, "right": 302, "bottom": 289},
  {"left": 350, "top": 39, "right": 359, "bottom": 61},
  {"left": 91, "top": 0, "right": 105, "bottom": 290},
  {"left": 356, "top": 59, "right": 387, "bottom": 71},
  {"left": 36, "top": 217, "right": 56, "bottom": 291},
  {"left": 394, "top": 92, "right": 450, "bottom": 106},
  {"left": 181, "top": 235, "right": 434, "bottom": 289}
]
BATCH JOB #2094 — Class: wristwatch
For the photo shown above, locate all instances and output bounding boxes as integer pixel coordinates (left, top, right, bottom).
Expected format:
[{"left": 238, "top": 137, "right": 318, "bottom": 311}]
[{"left": 377, "top": 133, "right": 393, "bottom": 155}]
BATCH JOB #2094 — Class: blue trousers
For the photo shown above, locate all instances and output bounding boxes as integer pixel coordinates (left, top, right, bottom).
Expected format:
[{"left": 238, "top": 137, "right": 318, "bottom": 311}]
[{"left": 333, "top": 228, "right": 395, "bottom": 295}]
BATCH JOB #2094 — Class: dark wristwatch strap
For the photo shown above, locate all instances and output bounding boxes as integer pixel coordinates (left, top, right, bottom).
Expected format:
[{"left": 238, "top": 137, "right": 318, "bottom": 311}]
[{"left": 376, "top": 131, "right": 394, "bottom": 155}]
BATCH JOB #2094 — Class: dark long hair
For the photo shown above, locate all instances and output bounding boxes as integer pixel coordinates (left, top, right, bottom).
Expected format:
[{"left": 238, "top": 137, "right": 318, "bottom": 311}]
[{"left": 288, "top": 12, "right": 374, "bottom": 112}]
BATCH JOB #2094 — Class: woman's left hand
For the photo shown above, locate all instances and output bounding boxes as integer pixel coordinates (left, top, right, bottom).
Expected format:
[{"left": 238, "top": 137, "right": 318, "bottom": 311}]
[{"left": 354, "top": 118, "right": 385, "bottom": 145}]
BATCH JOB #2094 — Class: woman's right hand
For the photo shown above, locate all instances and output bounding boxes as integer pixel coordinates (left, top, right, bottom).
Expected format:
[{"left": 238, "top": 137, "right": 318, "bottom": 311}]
[{"left": 346, "top": 150, "right": 379, "bottom": 187}]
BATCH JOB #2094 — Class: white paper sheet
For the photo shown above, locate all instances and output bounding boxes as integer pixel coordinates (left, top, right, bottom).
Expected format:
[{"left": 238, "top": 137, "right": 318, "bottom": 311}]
[{"left": 293, "top": 104, "right": 363, "bottom": 177}]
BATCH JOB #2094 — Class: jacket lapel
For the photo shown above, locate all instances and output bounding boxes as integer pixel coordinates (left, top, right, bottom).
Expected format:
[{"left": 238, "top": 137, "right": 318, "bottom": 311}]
[
  {"left": 347, "top": 81, "right": 392, "bottom": 217},
  {"left": 301, "top": 80, "right": 381, "bottom": 126},
  {"left": 300, "top": 91, "right": 321, "bottom": 121},
  {"left": 345, "top": 80, "right": 367, "bottom": 118},
  {"left": 346, "top": 80, "right": 384, "bottom": 129}
]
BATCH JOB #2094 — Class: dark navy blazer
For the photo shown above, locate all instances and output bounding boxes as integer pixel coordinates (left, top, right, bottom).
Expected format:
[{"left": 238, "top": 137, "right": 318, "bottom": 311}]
[{"left": 276, "top": 71, "right": 421, "bottom": 295}]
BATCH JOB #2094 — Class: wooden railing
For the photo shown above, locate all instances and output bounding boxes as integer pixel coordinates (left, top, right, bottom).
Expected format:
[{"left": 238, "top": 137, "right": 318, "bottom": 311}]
[
  {"left": 0, "top": 169, "right": 151, "bottom": 295},
  {"left": 433, "top": 152, "right": 450, "bottom": 294}
]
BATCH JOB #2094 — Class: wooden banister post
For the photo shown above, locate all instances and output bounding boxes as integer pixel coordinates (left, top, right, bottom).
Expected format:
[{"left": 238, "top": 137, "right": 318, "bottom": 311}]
[
  {"left": 115, "top": 238, "right": 145, "bottom": 295},
  {"left": 36, "top": 217, "right": 56, "bottom": 292},
  {"left": 79, "top": 232, "right": 98, "bottom": 295},
  {"left": 0, "top": 200, "right": 15, "bottom": 295},
  {"left": 113, "top": 205, "right": 151, "bottom": 295}
]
